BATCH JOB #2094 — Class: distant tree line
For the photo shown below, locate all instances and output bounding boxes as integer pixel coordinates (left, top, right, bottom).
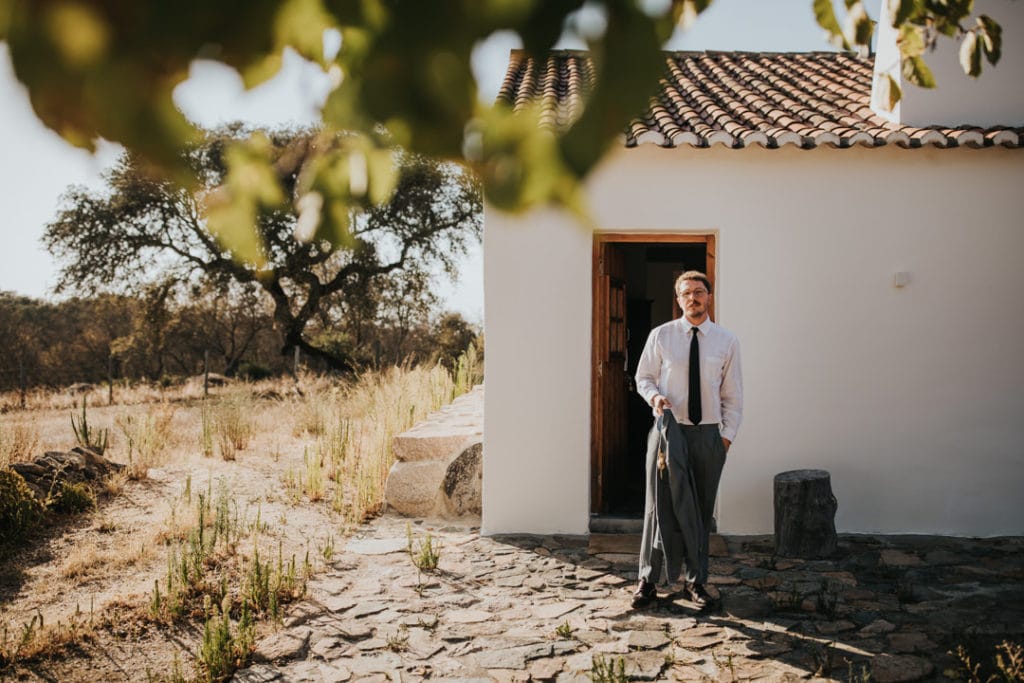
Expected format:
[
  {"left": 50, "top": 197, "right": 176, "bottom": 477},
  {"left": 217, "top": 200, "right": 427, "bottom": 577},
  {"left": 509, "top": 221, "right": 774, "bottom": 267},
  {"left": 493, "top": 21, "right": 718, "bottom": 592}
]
[
  {"left": 0, "top": 289, "right": 478, "bottom": 392},
  {"left": 2, "top": 126, "right": 483, "bottom": 393}
]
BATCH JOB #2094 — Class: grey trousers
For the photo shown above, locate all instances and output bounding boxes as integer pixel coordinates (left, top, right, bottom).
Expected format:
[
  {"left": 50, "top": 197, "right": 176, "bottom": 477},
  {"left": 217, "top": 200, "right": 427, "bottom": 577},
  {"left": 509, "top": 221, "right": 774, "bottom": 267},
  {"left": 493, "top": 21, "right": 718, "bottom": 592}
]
[{"left": 638, "top": 419, "right": 727, "bottom": 586}]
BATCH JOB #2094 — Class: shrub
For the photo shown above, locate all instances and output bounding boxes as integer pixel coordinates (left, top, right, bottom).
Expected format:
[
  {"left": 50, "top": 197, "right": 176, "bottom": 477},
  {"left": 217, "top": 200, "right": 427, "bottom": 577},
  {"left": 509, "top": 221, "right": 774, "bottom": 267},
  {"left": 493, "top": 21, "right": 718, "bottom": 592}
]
[
  {"left": 47, "top": 481, "right": 96, "bottom": 514},
  {"left": 0, "top": 470, "right": 45, "bottom": 546},
  {"left": 237, "top": 362, "right": 273, "bottom": 381}
]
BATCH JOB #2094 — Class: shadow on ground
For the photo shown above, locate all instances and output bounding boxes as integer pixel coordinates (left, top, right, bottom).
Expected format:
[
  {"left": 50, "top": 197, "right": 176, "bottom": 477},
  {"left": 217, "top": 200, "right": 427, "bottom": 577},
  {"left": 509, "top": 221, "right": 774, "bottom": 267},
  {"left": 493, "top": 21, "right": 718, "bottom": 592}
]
[{"left": 233, "top": 516, "right": 1024, "bottom": 682}]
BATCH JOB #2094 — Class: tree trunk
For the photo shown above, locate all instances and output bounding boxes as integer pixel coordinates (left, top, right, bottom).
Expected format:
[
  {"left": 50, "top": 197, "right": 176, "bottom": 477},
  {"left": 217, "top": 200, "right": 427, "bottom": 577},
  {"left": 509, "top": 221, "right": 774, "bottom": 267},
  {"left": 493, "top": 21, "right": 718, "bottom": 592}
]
[{"left": 773, "top": 469, "right": 838, "bottom": 558}]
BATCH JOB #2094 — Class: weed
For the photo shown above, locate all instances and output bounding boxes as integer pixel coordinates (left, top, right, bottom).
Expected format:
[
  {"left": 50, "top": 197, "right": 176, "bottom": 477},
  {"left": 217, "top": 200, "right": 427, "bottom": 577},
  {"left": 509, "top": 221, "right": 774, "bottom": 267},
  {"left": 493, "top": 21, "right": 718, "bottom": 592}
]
[
  {"left": 555, "top": 620, "right": 575, "bottom": 639},
  {"left": 319, "top": 534, "right": 336, "bottom": 563},
  {"left": 948, "top": 640, "right": 1024, "bottom": 682},
  {"left": 0, "top": 469, "right": 44, "bottom": 547},
  {"left": 71, "top": 397, "right": 109, "bottom": 454},
  {"left": 116, "top": 405, "right": 175, "bottom": 479},
  {"left": 809, "top": 640, "right": 836, "bottom": 677},
  {"left": 845, "top": 657, "right": 872, "bottom": 682},
  {"left": 406, "top": 523, "right": 441, "bottom": 572},
  {"left": 0, "top": 419, "right": 40, "bottom": 467},
  {"left": 198, "top": 596, "right": 253, "bottom": 682},
  {"left": 47, "top": 480, "right": 96, "bottom": 514},
  {"left": 212, "top": 394, "right": 255, "bottom": 460},
  {"left": 386, "top": 627, "right": 409, "bottom": 652},
  {"left": 712, "top": 650, "right": 738, "bottom": 681},
  {"left": 282, "top": 466, "right": 303, "bottom": 505},
  {"left": 303, "top": 447, "right": 325, "bottom": 502},
  {"left": 243, "top": 542, "right": 306, "bottom": 621},
  {"left": 200, "top": 400, "right": 215, "bottom": 458},
  {"left": 590, "top": 654, "right": 627, "bottom": 683}
]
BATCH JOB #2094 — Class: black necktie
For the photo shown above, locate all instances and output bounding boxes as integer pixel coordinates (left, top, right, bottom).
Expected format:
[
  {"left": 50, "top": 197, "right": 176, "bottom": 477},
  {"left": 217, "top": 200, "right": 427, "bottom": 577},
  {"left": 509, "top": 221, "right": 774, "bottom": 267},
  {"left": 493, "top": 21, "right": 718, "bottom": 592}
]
[{"left": 689, "top": 326, "right": 702, "bottom": 424}]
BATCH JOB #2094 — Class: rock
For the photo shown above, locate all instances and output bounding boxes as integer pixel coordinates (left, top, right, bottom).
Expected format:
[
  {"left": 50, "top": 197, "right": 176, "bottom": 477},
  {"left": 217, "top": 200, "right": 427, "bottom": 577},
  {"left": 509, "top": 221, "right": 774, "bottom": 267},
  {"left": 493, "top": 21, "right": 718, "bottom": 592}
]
[
  {"left": 443, "top": 442, "right": 482, "bottom": 516},
  {"left": 384, "top": 460, "right": 448, "bottom": 516},
  {"left": 345, "top": 537, "right": 408, "bottom": 555},
  {"left": 530, "top": 657, "right": 565, "bottom": 680},
  {"left": 871, "top": 654, "right": 934, "bottom": 682},
  {"left": 447, "top": 609, "right": 494, "bottom": 624},
  {"left": 886, "top": 631, "right": 936, "bottom": 654},
  {"left": 880, "top": 550, "right": 923, "bottom": 567},
  {"left": 348, "top": 601, "right": 389, "bottom": 618},
  {"left": 859, "top": 619, "right": 897, "bottom": 636},
  {"left": 720, "top": 588, "right": 775, "bottom": 619},
  {"left": 533, "top": 601, "right": 583, "bottom": 620},
  {"left": 8, "top": 447, "right": 125, "bottom": 503},
  {"left": 623, "top": 651, "right": 667, "bottom": 681},
  {"left": 627, "top": 630, "right": 670, "bottom": 650},
  {"left": 252, "top": 628, "right": 311, "bottom": 662},
  {"left": 232, "top": 663, "right": 283, "bottom": 682}
]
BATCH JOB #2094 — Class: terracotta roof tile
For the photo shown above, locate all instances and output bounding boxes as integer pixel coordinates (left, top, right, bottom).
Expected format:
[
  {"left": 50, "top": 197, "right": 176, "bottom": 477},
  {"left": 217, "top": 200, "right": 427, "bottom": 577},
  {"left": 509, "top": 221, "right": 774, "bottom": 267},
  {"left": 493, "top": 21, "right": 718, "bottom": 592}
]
[{"left": 497, "top": 50, "right": 1024, "bottom": 150}]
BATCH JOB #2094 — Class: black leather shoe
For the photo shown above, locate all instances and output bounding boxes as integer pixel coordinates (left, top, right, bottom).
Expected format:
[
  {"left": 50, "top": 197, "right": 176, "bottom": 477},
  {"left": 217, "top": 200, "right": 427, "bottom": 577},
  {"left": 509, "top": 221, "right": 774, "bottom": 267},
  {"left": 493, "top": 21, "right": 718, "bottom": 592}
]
[
  {"left": 684, "top": 581, "right": 712, "bottom": 608},
  {"left": 631, "top": 580, "right": 657, "bottom": 608}
]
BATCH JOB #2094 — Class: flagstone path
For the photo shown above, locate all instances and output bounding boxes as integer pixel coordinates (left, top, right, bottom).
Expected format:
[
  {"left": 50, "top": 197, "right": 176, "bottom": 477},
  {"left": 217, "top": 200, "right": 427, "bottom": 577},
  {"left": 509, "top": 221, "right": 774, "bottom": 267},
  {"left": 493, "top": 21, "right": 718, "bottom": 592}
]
[{"left": 234, "top": 515, "right": 1023, "bottom": 682}]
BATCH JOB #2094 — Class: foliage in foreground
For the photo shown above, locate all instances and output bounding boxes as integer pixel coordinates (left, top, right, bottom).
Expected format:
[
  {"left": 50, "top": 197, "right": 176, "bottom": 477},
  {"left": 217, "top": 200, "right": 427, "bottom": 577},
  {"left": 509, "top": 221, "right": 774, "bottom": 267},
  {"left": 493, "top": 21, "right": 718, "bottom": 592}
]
[{"left": 0, "top": 1, "right": 1004, "bottom": 247}]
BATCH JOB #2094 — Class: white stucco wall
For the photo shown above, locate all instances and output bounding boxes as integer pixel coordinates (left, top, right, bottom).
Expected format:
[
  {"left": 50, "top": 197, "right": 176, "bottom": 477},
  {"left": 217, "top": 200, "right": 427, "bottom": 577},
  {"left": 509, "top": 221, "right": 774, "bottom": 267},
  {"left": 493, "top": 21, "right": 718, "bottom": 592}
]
[{"left": 483, "top": 144, "right": 1024, "bottom": 537}]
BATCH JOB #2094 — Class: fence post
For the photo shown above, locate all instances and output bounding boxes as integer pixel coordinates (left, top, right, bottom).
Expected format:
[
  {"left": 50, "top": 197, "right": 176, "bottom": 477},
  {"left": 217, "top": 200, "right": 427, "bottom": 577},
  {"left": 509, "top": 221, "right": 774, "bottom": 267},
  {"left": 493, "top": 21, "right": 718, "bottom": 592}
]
[
  {"left": 203, "top": 349, "right": 210, "bottom": 399},
  {"left": 108, "top": 354, "right": 114, "bottom": 405}
]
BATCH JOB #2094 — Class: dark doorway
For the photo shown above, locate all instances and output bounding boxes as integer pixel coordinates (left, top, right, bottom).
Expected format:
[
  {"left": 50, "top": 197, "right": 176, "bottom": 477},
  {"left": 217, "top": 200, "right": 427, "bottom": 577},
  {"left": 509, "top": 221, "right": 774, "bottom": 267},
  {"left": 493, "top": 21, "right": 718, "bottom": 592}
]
[{"left": 591, "top": 235, "right": 716, "bottom": 523}]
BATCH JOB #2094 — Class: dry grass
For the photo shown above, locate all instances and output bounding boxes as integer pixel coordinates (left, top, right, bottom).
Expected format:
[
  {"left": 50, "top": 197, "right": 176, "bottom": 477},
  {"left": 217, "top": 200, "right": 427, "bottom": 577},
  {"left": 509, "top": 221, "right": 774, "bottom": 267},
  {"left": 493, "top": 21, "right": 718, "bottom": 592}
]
[
  {"left": 59, "top": 538, "right": 152, "bottom": 580},
  {"left": 115, "top": 405, "right": 177, "bottom": 479},
  {"left": 0, "top": 418, "right": 41, "bottom": 467},
  {"left": 0, "top": 357, "right": 482, "bottom": 679}
]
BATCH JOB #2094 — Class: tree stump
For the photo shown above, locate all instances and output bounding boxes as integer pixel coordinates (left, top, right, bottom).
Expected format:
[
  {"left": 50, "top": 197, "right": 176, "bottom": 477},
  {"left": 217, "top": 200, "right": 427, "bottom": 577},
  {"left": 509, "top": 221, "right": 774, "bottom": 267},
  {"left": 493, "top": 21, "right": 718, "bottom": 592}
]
[{"left": 773, "top": 469, "right": 838, "bottom": 558}]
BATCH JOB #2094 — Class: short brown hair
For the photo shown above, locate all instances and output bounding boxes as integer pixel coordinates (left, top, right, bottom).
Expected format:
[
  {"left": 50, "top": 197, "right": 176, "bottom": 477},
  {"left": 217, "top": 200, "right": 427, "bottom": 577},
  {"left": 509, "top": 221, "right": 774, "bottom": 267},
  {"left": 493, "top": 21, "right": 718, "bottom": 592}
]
[{"left": 675, "top": 270, "right": 712, "bottom": 295}]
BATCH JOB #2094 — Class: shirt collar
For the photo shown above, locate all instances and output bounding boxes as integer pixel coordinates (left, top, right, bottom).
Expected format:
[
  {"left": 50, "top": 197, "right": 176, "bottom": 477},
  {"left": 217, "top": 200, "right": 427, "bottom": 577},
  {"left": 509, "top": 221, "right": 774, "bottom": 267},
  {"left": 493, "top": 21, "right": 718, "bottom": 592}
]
[{"left": 683, "top": 317, "right": 713, "bottom": 335}]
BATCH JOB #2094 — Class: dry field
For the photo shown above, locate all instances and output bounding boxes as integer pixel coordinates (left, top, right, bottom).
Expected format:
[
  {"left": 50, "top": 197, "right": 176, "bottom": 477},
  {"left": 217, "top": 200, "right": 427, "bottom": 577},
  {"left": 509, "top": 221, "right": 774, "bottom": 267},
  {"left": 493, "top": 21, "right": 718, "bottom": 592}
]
[{"left": 0, "top": 361, "right": 477, "bottom": 682}]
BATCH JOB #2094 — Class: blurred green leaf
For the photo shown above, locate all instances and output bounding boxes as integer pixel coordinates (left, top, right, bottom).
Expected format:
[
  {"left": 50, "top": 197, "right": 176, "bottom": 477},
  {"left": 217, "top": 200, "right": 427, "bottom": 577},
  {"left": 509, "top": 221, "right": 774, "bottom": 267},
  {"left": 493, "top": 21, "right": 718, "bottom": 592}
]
[
  {"left": 814, "top": 0, "right": 848, "bottom": 49},
  {"left": 902, "top": 54, "right": 936, "bottom": 89},
  {"left": 847, "top": 2, "right": 874, "bottom": 47},
  {"left": 889, "top": 0, "right": 919, "bottom": 28},
  {"left": 978, "top": 15, "right": 1002, "bottom": 65},
  {"left": 959, "top": 30, "right": 982, "bottom": 77},
  {"left": 898, "top": 24, "right": 926, "bottom": 58},
  {"left": 882, "top": 73, "right": 901, "bottom": 111}
]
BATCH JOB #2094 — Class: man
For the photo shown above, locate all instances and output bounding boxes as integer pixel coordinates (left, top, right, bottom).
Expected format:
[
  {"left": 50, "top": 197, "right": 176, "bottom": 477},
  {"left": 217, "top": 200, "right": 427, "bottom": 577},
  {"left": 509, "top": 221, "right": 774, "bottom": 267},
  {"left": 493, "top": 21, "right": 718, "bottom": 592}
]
[{"left": 632, "top": 270, "right": 742, "bottom": 609}]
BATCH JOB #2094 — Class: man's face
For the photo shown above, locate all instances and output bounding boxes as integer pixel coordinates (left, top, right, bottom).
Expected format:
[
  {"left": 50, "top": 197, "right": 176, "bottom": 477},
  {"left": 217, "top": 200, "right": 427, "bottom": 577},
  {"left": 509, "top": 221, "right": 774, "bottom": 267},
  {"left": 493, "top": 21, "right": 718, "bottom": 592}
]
[{"left": 677, "top": 280, "right": 710, "bottom": 321}]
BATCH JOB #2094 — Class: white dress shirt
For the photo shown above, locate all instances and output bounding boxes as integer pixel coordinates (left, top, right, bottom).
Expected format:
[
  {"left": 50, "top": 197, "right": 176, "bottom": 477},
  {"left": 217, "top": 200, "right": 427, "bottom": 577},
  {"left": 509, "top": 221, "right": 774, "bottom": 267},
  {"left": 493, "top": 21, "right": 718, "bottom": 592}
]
[{"left": 635, "top": 317, "right": 743, "bottom": 442}]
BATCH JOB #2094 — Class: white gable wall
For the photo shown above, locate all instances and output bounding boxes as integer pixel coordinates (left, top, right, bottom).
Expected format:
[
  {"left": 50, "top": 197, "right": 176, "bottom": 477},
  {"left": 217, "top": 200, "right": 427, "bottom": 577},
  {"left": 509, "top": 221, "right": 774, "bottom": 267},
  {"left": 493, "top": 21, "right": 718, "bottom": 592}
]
[
  {"left": 483, "top": 143, "right": 1024, "bottom": 536},
  {"left": 873, "top": 0, "right": 1024, "bottom": 126}
]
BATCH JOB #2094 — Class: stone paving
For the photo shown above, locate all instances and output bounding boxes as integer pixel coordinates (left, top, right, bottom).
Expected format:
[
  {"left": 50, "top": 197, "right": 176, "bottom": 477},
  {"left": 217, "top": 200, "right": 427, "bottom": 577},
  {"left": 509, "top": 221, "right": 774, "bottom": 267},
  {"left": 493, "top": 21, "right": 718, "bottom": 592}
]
[{"left": 235, "top": 515, "right": 1024, "bottom": 682}]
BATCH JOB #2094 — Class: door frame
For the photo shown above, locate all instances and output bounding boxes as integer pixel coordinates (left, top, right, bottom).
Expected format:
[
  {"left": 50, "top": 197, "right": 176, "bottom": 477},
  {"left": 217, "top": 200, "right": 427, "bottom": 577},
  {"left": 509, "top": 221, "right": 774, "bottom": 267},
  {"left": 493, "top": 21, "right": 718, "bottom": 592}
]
[{"left": 590, "top": 232, "right": 717, "bottom": 514}]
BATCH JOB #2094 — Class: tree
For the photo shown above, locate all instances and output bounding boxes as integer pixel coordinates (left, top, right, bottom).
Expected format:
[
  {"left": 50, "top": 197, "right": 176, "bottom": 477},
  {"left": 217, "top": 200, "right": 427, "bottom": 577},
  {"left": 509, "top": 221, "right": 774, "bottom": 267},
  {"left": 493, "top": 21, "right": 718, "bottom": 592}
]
[
  {"left": 0, "top": 1, "right": 1005, "bottom": 260},
  {"left": 43, "top": 128, "right": 482, "bottom": 372}
]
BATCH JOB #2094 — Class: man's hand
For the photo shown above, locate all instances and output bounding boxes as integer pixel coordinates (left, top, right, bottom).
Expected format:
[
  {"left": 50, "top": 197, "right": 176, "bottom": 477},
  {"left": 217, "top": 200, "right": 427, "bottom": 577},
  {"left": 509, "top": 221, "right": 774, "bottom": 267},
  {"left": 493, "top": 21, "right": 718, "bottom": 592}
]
[
  {"left": 722, "top": 437, "right": 732, "bottom": 453},
  {"left": 652, "top": 395, "right": 672, "bottom": 416}
]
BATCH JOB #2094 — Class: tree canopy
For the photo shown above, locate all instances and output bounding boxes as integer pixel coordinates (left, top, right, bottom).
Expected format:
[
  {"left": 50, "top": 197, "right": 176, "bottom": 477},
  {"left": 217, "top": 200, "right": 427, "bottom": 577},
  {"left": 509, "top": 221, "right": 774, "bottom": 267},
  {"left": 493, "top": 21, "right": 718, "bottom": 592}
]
[
  {"left": 1, "top": 1, "right": 1005, "bottom": 259},
  {"left": 43, "top": 128, "right": 482, "bottom": 371}
]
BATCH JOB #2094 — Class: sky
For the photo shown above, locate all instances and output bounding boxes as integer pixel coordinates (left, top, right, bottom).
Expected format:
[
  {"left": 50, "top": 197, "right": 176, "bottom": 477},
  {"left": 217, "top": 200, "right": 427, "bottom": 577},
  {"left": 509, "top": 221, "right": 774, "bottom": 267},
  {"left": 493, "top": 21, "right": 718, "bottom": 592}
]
[{"left": 0, "top": 1, "right": 880, "bottom": 324}]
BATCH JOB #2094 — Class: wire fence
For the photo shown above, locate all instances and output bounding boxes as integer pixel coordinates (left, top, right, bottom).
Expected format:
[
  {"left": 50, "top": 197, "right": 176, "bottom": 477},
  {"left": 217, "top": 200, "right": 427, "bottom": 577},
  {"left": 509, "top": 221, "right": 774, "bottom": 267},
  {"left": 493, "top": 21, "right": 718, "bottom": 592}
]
[{"left": 0, "top": 349, "right": 308, "bottom": 412}]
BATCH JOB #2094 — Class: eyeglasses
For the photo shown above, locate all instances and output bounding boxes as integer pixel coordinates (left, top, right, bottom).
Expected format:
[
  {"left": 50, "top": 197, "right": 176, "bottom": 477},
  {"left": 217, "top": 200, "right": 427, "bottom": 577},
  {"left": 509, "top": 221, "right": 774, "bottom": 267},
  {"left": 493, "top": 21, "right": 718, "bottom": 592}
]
[{"left": 677, "top": 289, "right": 708, "bottom": 299}]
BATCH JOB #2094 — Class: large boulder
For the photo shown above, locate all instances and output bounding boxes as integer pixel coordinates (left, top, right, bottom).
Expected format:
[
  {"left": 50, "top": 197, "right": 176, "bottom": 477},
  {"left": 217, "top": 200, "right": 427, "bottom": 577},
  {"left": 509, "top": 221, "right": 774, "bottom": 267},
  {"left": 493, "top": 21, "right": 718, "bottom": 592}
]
[{"left": 384, "top": 386, "right": 483, "bottom": 518}]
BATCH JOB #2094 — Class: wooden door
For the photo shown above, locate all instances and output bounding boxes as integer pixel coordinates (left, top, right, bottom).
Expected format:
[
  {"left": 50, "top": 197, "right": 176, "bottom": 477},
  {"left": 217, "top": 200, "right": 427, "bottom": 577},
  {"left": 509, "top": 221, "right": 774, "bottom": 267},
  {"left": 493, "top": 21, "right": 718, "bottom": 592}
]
[
  {"left": 591, "top": 233, "right": 716, "bottom": 516},
  {"left": 591, "top": 242, "right": 628, "bottom": 513}
]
